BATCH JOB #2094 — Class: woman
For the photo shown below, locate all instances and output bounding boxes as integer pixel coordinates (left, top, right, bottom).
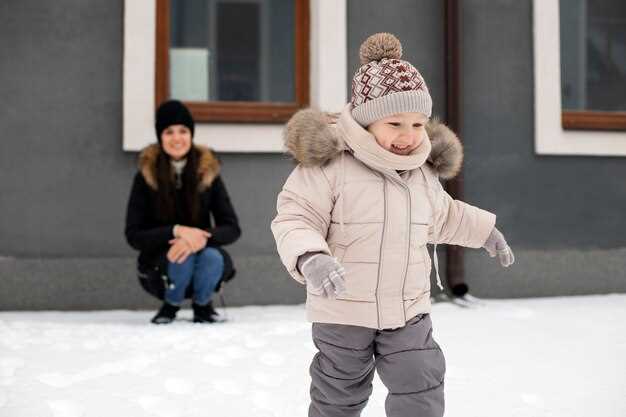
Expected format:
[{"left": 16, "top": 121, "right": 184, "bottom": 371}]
[{"left": 125, "top": 100, "right": 241, "bottom": 324}]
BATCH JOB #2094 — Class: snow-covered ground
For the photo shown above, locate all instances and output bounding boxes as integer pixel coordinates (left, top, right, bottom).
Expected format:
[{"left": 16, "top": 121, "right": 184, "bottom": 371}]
[{"left": 1, "top": 294, "right": 624, "bottom": 417}]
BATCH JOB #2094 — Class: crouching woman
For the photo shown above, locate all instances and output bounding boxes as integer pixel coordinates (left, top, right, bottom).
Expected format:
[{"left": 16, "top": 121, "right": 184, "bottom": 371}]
[{"left": 125, "top": 100, "right": 241, "bottom": 324}]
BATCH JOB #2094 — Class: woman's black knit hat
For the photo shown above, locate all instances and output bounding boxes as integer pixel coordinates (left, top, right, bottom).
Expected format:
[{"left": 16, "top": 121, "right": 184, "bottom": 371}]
[{"left": 155, "top": 100, "right": 195, "bottom": 142}]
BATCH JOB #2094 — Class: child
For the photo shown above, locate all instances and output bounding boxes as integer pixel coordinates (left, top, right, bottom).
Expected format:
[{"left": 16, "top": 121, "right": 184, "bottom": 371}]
[{"left": 271, "top": 33, "right": 514, "bottom": 417}]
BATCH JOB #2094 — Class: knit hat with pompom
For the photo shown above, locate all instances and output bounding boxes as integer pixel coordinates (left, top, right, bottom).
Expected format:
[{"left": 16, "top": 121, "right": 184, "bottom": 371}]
[{"left": 351, "top": 33, "right": 432, "bottom": 126}]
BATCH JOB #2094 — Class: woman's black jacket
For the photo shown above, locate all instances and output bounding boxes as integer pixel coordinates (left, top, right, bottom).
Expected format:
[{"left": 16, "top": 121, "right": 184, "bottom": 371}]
[{"left": 125, "top": 144, "right": 241, "bottom": 272}]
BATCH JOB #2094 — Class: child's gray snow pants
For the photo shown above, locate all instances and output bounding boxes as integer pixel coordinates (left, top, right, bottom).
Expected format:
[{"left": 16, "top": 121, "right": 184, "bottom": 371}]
[{"left": 309, "top": 314, "right": 445, "bottom": 417}]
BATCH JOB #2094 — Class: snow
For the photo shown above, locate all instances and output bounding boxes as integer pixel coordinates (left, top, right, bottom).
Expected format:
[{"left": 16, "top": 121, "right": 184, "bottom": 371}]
[{"left": 1, "top": 294, "right": 625, "bottom": 417}]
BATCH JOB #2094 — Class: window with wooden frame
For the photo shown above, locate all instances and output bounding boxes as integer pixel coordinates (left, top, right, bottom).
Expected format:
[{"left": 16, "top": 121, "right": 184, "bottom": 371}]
[
  {"left": 559, "top": 0, "right": 626, "bottom": 130},
  {"left": 155, "top": 0, "right": 309, "bottom": 123}
]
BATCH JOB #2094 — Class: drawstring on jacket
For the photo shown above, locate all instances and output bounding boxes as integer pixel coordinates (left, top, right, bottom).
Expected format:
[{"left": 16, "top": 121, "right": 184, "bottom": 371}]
[{"left": 432, "top": 244, "right": 443, "bottom": 291}]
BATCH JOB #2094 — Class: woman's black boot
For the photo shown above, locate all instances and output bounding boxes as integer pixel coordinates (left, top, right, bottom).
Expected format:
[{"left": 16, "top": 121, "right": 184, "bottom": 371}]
[
  {"left": 192, "top": 302, "right": 219, "bottom": 323},
  {"left": 151, "top": 302, "right": 180, "bottom": 324}
]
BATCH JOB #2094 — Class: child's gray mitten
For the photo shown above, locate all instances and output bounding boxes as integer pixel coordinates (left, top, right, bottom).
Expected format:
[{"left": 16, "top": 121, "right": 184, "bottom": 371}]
[
  {"left": 297, "top": 252, "right": 346, "bottom": 298},
  {"left": 483, "top": 227, "right": 515, "bottom": 267}
]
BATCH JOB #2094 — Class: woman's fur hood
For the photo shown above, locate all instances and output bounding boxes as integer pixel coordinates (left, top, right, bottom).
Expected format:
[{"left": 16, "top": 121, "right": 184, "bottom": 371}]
[
  {"left": 138, "top": 144, "right": 220, "bottom": 190},
  {"left": 283, "top": 108, "right": 463, "bottom": 179}
]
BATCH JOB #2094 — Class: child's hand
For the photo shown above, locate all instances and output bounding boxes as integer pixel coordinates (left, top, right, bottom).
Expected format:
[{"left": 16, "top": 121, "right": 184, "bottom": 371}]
[
  {"left": 298, "top": 253, "right": 346, "bottom": 298},
  {"left": 482, "top": 227, "right": 515, "bottom": 267}
]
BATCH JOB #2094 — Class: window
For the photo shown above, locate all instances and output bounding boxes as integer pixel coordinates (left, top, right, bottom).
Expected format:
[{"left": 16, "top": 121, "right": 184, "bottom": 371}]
[
  {"left": 533, "top": 0, "right": 626, "bottom": 156},
  {"left": 560, "top": 0, "right": 626, "bottom": 130},
  {"left": 123, "top": 0, "right": 346, "bottom": 152},
  {"left": 155, "top": 0, "right": 310, "bottom": 123}
]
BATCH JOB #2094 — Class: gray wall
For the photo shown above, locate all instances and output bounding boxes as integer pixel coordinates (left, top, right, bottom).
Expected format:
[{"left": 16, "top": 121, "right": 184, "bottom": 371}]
[
  {"left": 347, "top": 0, "right": 446, "bottom": 119},
  {"left": 1, "top": 0, "right": 624, "bottom": 310},
  {"left": 460, "top": 0, "right": 626, "bottom": 296}
]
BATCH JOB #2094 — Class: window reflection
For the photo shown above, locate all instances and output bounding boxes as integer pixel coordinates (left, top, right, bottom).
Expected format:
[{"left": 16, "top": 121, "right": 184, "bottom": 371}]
[
  {"left": 169, "top": 0, "right": 296, "bottom": 103},
  {"left": 560, "top": 0, "right": 626, "bottom": 112}
]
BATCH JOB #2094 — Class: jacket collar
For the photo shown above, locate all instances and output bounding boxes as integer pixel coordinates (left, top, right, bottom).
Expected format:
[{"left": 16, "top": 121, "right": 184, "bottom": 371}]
[
  {"left": 283, "top": 106, "right": 464, "bottom": 179},
  {"left": 138, "top": 144, "right": 220, "bottom": 191}
]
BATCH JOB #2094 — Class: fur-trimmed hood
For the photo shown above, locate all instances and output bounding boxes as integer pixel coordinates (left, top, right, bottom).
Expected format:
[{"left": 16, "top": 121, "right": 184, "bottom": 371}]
[
  {"left": 283, "top": 108, "right": 463, "bottom": 179},
  {"left": 138, "top": 144, "right": 220, "bottom": 190}
]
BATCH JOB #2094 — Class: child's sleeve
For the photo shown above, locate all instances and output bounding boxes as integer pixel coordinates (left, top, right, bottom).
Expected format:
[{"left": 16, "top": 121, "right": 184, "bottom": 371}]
[
  {"left": 271, "top": 164, "right": 334, "bottom": 284},
  {"left": 428, "top": 179, "right": 496, "bottom": 248}
]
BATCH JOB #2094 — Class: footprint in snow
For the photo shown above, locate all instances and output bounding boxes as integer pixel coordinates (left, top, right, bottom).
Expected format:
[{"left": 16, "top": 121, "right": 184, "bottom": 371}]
[
  {"left": 82, "top": 340, "right": 103, "bottom": 350},
  {"left": 137, "top": 396, "right": 184, "bottom": 417},
  {"left": 259, "top": 352, "right": 285, "bottom": 367},
  {"left": 211, "top": 379, "right": 242, "bottom": 395},
  {"left": 0, "top": 357, "right": 24, "bottom": 378},
  {"left": 202, "top": 354, "right": 231, "bottom": 368},
  {"left": 251, "top": 390, "right": 274, "bottom": 411},
  {"left": 37, "top": 373, "right": 73, "bottom": 388},
  {"left": 219, "top": 345, "right": 249, "bottom": 359},
  {"left": 243, "top": 336, "right": 268, "bottom": 349},
  {"left": 520, "top": 392, "right": 545, "bottom": 407},
  {"left": 164, "top": 378, "right": 195, "bottom": 395},
  {"left": 251, "top": 372, "right": 287, "bottom": 388},
  {"left": 503, "top": 308, "right": 535, "bottom": 320},
  {"left": 47, "top": 400, "right": 84, "bottom": 417}
]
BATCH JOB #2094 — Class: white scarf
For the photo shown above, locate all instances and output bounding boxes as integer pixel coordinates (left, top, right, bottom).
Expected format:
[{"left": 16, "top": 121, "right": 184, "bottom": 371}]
[{"left": 335, "top": 104, "right": 431, "bottom": 174}]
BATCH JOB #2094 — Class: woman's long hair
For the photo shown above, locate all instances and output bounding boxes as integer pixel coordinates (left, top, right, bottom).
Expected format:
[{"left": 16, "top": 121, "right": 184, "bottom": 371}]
[{"left": 155, "top": 146, "right": 201, "bottom": 225}]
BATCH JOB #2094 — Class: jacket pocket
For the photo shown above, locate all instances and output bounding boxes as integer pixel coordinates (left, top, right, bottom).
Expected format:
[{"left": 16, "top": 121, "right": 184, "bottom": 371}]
[
  {"left": 402, "top": 261, "right": 429, "bottom": 300},
  {"left": 408, "top": 226, "right": 432, "bottom": 295},
  {"left": 330, "top": 244, "right": 346, "bottom": 262},
  {"left": 323, "top": 240, "right": 377, "bottom": 302},
  {"left": 408, "top": 223, "right": 429, "bottom": 264},
  {"left": 335, "top": 262, "right": 378, "bottom": 302}
]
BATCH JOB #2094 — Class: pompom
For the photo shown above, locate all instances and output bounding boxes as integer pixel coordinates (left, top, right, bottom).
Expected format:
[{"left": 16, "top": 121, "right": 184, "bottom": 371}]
[{"left": 359, "top": 33, "right": 403, "bottom": 65}]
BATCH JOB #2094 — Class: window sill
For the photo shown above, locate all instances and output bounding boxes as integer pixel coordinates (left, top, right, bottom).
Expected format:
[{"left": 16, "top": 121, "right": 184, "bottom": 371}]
[{"left": 562, "top": 111, "right": 626, "bottom": 131}]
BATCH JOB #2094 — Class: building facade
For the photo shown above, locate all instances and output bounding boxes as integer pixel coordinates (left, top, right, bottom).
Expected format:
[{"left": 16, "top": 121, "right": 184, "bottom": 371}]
[{"left": 1, "top": 0, "right": 624, "bottom": 310}]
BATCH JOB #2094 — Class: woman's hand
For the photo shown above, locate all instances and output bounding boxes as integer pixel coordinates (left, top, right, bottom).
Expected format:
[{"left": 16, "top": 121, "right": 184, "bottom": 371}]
[
  {"left": 173, "top": 225, "right": 211, "bottom": 252},
  {"left": 167, "top": 238, "right": 194, "bottom": 264}
]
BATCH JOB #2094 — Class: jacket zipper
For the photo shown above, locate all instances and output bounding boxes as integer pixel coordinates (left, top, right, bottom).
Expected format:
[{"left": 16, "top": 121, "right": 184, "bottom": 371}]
[
  {"left": 376, "top": 173, "right": 412, "bottom": 328},
  {"left": 374, "top": 176, "right": 387, "bottom": 329},
  {"left": 399, "top": 183, "right": 411, "bottom": 323}
]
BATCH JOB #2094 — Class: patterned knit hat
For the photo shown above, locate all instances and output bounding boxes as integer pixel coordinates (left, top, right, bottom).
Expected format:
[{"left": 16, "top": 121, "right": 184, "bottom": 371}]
[{"left": 351, "top": 33, "right": 432, "bottom": 126}]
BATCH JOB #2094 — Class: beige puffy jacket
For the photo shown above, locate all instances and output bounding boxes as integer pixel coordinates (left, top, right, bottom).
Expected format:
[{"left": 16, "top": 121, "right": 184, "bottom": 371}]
[{"left": 271, "top": 105, "right": 496, "bottom": 329}]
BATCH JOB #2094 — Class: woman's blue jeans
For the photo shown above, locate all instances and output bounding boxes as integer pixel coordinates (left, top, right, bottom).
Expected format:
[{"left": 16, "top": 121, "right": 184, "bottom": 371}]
[{"left": 165, "top": 247, "right": 224, "bottom": 306}]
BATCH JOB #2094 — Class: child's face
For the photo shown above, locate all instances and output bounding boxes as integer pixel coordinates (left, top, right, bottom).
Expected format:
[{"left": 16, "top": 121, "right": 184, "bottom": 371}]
[
  {"left": 161, "top": 124, "right": 192, "bottom": 161},
  {"left": 367, "top": 112, "right": 428, "bottom": 156}
]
